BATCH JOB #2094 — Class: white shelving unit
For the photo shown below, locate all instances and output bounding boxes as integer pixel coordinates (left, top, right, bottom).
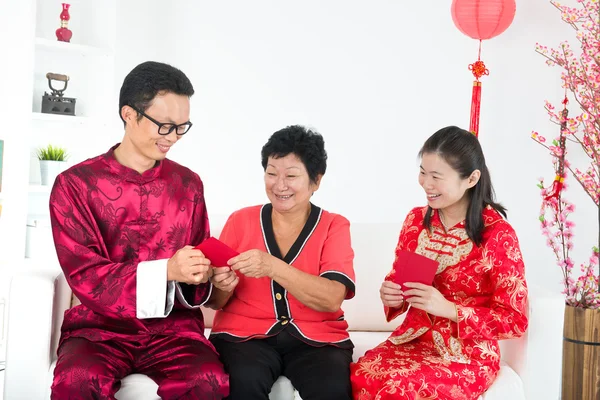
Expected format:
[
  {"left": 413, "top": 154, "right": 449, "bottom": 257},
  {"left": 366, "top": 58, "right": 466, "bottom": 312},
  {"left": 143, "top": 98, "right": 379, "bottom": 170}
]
[
  {"left": 31, "top": 111, "right": 92, "bottom": 123},
  {"left": 34, "top": 37, "right": 113, "bottom": 57},
  {"left": 28, "top": 184, "right": 51, "bottom": 194},
  {"left": 27, "top": 0, "right": 118, "bottom": 221},
  {"left": 0, "top": 0, "right": 117, "bottom": 364}
]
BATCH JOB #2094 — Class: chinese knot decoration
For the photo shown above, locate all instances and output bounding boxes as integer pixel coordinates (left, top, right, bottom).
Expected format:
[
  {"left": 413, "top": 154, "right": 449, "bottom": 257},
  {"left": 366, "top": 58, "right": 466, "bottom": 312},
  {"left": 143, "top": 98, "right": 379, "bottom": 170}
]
[
  {"left": 543, "top": 95, "right": 569, "bottom": 203},
  {"left": 451, "top": 0, "right": 516, "bottom": 136},
  {"left": 56, "top": 3, "right": 72, "bottom": 43}
]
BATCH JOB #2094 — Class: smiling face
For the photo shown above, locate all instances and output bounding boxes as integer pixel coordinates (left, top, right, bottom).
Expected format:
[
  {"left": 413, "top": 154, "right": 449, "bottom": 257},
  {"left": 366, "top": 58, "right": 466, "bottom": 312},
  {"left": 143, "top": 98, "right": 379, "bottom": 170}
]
[
  {"left": 418, "top": 152, "right": 480, "bottom": 218},
  {"left": 119, "top": 92, "right": 190, "bottom": 172},
  {"left": 264, "top": 153, "right": 321, "bottom": 214}
]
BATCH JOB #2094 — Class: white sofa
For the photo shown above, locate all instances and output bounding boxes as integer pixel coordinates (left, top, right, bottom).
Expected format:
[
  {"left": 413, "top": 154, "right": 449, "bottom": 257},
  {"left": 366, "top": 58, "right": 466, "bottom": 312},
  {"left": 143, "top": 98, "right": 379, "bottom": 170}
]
[{"left": 4, "top": 222, "right": 564, "bottom": 400}]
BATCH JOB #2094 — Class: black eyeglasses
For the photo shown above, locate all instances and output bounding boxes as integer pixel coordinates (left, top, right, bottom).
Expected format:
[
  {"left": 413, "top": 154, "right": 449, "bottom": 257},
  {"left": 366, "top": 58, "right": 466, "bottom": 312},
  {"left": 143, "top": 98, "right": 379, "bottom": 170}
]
[{"left": 129, "top": 105, "right": 193, "bottom": 136}]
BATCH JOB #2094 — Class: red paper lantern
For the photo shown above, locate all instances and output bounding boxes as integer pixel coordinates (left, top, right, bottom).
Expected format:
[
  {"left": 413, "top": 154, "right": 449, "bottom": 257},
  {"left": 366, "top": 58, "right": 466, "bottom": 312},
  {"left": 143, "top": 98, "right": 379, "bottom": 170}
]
[
  {"left": 451, "top": 0, "right": 516, "bottom": 40},
  {"left": 450, "top": 0, "right": 516, "bottom": 136}
]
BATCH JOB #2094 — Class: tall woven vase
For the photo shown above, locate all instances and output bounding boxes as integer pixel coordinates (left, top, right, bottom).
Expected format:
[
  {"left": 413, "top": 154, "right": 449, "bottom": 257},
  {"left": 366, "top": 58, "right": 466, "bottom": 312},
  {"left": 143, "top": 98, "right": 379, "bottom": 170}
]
[{"left": 561, "top": 305, "right": 600, "bottom": 399}]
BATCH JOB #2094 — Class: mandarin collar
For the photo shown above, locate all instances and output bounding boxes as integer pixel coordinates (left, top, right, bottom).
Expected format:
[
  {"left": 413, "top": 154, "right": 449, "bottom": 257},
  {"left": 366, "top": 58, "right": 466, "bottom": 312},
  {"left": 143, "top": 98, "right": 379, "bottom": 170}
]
[
  {"left": 433, "top": 209, "right": 466, "bottom": 231},
  {"left": 103, "top": 143, "right": 163, "bottom": 184}
]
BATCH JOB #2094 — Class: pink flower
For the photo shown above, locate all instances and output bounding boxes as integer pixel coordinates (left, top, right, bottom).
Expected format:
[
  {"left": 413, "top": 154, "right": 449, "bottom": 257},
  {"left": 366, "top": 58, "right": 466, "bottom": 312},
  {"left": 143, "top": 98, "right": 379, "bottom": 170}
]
[{"left": 565, "top": 220, "right": 575, "bottom": 229}]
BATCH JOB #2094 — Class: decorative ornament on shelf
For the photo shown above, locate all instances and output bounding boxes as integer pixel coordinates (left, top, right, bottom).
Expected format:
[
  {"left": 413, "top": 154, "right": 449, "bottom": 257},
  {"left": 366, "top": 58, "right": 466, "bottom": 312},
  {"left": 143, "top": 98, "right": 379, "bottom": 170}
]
[
  {"left": 36, "top": 144, "right": 69, "bottom": 187},
  {"left": 55, "top": 3, "right": 72, "bottom": 43},
  {"left": 41, "top": 73, "right": 76, "bottom": 116},
  {"left": 451, "top": 0, "right": 516, "bottom": 136}
]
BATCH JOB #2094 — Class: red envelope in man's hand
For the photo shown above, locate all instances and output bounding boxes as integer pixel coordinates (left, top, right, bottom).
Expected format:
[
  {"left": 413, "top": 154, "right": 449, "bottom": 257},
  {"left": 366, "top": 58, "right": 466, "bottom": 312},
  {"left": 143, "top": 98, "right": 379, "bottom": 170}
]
[
  {"left": 194, "top": 237, "right": 239, "bottom": 268},
  {"left": 393, "top": 250, "right": 439, "bottom": 293}
]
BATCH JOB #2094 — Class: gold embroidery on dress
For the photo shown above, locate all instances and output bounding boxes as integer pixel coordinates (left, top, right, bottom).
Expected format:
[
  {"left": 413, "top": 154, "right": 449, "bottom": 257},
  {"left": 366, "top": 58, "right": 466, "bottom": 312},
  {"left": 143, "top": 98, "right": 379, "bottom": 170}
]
[
  {"left": 479, "top": 364, "right": 499, "bottom": 386},
  {"left": 355, "top": 350, "right": 421, "bottom": 381},
  {"left": 432, "top": 331, "right": 470, "bottom": 364},
  {"left": 388, "top": 327, "right": 429, "bottom": 345},
  {"left": 473, "top": 341, "right": 500, "bottom": 363},
  {"left": 458, "top": 306, "right": 478, "bottom": 324},
  {"left": 459, "top": 367, "right": 477, "bottom": 384},
  {"left": 356, "top": 388, "right": 372, "bottom": 400},
  {"left": 449, "top": 384, "right": 471, "bottom": 399},
  {"left": 415, "top": 228, "right": 473, "bottom": 274}
]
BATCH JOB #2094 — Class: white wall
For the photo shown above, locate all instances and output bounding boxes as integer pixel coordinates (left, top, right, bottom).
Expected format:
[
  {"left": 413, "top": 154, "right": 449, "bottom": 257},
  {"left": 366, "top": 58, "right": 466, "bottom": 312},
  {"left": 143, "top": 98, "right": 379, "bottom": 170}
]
[
  {"left": 111, "top": 0, "right": 598, "bottom": 295},
  {"left": 115, "top": 0, "right": 176, "bottom": 100}
]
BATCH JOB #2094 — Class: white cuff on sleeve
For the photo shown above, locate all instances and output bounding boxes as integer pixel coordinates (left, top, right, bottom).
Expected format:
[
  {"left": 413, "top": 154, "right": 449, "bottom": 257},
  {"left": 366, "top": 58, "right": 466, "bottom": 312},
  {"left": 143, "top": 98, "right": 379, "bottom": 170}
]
[
  {"left": 165, "top": 281, "right": 175, "bottom": 315},
  {"left": 175, "top": 281, "right": 213, "bottom": 309},
  {"left": 136, "top": 259, "right": 174, "bottom": 319}
]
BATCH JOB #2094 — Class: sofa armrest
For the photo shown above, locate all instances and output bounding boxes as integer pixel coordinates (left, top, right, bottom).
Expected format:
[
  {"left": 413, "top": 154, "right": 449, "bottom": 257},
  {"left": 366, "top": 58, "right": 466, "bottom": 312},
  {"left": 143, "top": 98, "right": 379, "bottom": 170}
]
[
  {"left": 49, "top": 272, "right": 72, "bottom": 363},
  {"left": 4, "top": 269, "right": 70, "bottom": 400},
  {"left": 499, "top": 284, "right": 564, "bottom": 400}
]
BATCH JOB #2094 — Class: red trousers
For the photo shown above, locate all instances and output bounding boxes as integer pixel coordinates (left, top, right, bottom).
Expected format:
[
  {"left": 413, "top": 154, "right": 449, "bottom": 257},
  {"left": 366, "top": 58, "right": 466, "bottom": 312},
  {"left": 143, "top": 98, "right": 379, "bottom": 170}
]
[{"left": 51, "top": 335, "right": 229, "bottom": 400}]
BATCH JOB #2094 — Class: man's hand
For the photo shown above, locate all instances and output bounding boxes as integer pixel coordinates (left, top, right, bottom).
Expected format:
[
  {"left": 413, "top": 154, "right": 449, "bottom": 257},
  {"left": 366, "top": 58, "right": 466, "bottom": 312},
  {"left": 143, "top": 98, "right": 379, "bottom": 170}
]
[
  {"left": 167, "top": 246, "right": 211, "bottom": 285},
  {"left": 210, "top": 266, "right": 239, "bottom": 292}
]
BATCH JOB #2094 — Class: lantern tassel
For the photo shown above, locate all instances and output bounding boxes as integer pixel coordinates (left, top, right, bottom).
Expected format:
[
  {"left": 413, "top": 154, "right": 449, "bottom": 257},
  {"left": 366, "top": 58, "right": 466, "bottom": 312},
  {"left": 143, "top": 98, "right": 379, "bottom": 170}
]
[
  {"left": 468, "top": 40, "right": 489, "bottom": 136},
  {"left": 470, "top": 82, "right": 482, "bottom": 136}
]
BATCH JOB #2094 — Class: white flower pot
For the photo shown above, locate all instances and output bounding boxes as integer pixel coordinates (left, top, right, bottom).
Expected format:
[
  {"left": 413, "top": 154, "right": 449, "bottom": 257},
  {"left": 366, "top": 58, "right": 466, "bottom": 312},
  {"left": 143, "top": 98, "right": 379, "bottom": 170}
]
[{"left": 39, "top": 160, "right": 67, "bottom": 186}]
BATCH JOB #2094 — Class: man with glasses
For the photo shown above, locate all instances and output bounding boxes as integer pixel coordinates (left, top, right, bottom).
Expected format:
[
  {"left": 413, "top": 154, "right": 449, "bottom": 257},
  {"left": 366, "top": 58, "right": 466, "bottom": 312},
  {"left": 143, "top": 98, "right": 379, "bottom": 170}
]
[{"left": 49, "top": 61, "right": 231, "bottom": 399}]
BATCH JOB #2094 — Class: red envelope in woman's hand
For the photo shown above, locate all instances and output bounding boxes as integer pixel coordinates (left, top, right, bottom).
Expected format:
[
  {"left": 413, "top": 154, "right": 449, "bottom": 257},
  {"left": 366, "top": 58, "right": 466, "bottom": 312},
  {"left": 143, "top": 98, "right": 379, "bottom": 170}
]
[
  {"left": 194, "top": 237, "right": 239, "bottom": 268},
  {"left": 393, "top": 250, "right": 439, "bottom": 292}
]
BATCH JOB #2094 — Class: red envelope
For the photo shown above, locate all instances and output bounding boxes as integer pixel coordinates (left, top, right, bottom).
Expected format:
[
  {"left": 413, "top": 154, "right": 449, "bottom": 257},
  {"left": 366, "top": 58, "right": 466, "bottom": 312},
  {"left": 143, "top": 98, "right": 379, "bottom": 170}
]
[
  {"left": 393, "top": 250, "right": 439, "bottom": 293},
  {"left": 194, "top": 237, "right": 239, "bottom": 268}
]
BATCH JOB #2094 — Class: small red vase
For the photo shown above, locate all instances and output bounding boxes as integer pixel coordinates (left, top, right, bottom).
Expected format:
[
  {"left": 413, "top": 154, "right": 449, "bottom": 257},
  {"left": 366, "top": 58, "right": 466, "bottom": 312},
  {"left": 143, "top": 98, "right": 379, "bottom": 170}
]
[
  {"left": 56, "top": 26, "right": 72, "bottom": 42},
  {"left": 59, "top": 3, "right": 70, "bottom": 21},
  {"left": 56, "top": 3, "right": 72, "bottom": 42}
]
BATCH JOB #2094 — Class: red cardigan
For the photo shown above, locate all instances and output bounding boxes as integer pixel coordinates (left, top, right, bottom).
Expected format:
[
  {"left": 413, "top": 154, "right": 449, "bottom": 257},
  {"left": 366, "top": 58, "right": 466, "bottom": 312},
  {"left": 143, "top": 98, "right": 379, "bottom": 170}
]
[{"left": 211, "top": 204, "right": 355, "bottom": 348}]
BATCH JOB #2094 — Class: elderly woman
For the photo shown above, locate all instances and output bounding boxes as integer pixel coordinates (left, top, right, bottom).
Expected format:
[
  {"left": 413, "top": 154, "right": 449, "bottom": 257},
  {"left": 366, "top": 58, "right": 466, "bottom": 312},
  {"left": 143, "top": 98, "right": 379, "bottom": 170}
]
[{"left": 209, "top": 125, "right": 355, "bottom": 400}]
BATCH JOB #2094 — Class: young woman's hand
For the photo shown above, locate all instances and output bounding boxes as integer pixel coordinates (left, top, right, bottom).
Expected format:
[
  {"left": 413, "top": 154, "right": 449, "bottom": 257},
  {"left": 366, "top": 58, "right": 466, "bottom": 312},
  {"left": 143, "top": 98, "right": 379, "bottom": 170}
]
[
  {"left": 380, "top": 281, "right": 404, "bottom": 308},
  {"left": 403, "top": 282, "right": 457, "bottom": 321}
]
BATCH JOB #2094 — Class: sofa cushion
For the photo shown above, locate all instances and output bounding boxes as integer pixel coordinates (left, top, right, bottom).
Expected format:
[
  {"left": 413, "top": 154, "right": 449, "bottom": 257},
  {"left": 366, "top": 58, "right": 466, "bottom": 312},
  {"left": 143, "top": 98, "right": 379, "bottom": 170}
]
[
  {"left": 45, "top": 330, "right": 524, "bottom": 400},
  {"left": 343, "top": 223, "right": 405, "bottom": 332},
  {"left": 48, "top": 362, "right": 296, "bottom": 400},
  {"left": 349, "top": 331, "right": 390, "bottom": 362},
  {"left": 480, "top": 363, "right": 525, "bottom": 400},
  {"left": 115, "top": 374, "right": 159, "bottom": 400}
]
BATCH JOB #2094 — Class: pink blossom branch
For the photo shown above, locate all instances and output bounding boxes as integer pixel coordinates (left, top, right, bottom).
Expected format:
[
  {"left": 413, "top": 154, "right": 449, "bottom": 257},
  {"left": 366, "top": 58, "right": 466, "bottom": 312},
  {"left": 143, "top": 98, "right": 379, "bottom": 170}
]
[
  {"left": 551, "top": 1, "right": 579, "bottom": 30},
  {"left": 565, "top": 163, "right": 599, "bottom": 204},
  {"left": 536, "top": 0, "right": 600, "bottom": 304}
]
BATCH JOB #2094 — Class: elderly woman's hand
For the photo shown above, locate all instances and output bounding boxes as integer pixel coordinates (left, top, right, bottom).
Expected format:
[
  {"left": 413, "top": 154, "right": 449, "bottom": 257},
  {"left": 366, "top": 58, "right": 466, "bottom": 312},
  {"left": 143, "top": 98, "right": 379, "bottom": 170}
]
[
  {"left": 380, "top": 281, "right": 404, "bottom": 308},
  {"left": 403, "top": 282, "right": 457, "bottom": 321},
  {"left": 210, "top": 266, "right": 239, "bottom": 292},
  {"left": 229, "top": 249, "right": 279, "bottom": 279}
]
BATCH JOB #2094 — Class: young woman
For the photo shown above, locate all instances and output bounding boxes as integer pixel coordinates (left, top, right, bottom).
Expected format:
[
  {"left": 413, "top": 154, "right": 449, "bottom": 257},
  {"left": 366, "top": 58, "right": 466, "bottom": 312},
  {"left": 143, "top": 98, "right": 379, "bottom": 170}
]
[{"left": 350, "top": 126, "right": 528, "bottom": 400}]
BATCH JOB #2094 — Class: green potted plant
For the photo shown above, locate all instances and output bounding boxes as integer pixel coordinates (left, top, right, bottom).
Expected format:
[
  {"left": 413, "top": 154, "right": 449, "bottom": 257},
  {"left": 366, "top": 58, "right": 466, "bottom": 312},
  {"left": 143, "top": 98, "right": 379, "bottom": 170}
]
[{"left": 37, "top": 144, "right": 68, "bottom": 186}]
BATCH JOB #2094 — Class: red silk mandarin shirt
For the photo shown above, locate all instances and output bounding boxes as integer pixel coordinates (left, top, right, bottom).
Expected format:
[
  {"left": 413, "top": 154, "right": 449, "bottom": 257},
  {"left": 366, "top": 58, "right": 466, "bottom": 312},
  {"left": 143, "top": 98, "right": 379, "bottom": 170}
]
[{"left": 49, "top": 145, "right": 214, "bottom": 347}]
